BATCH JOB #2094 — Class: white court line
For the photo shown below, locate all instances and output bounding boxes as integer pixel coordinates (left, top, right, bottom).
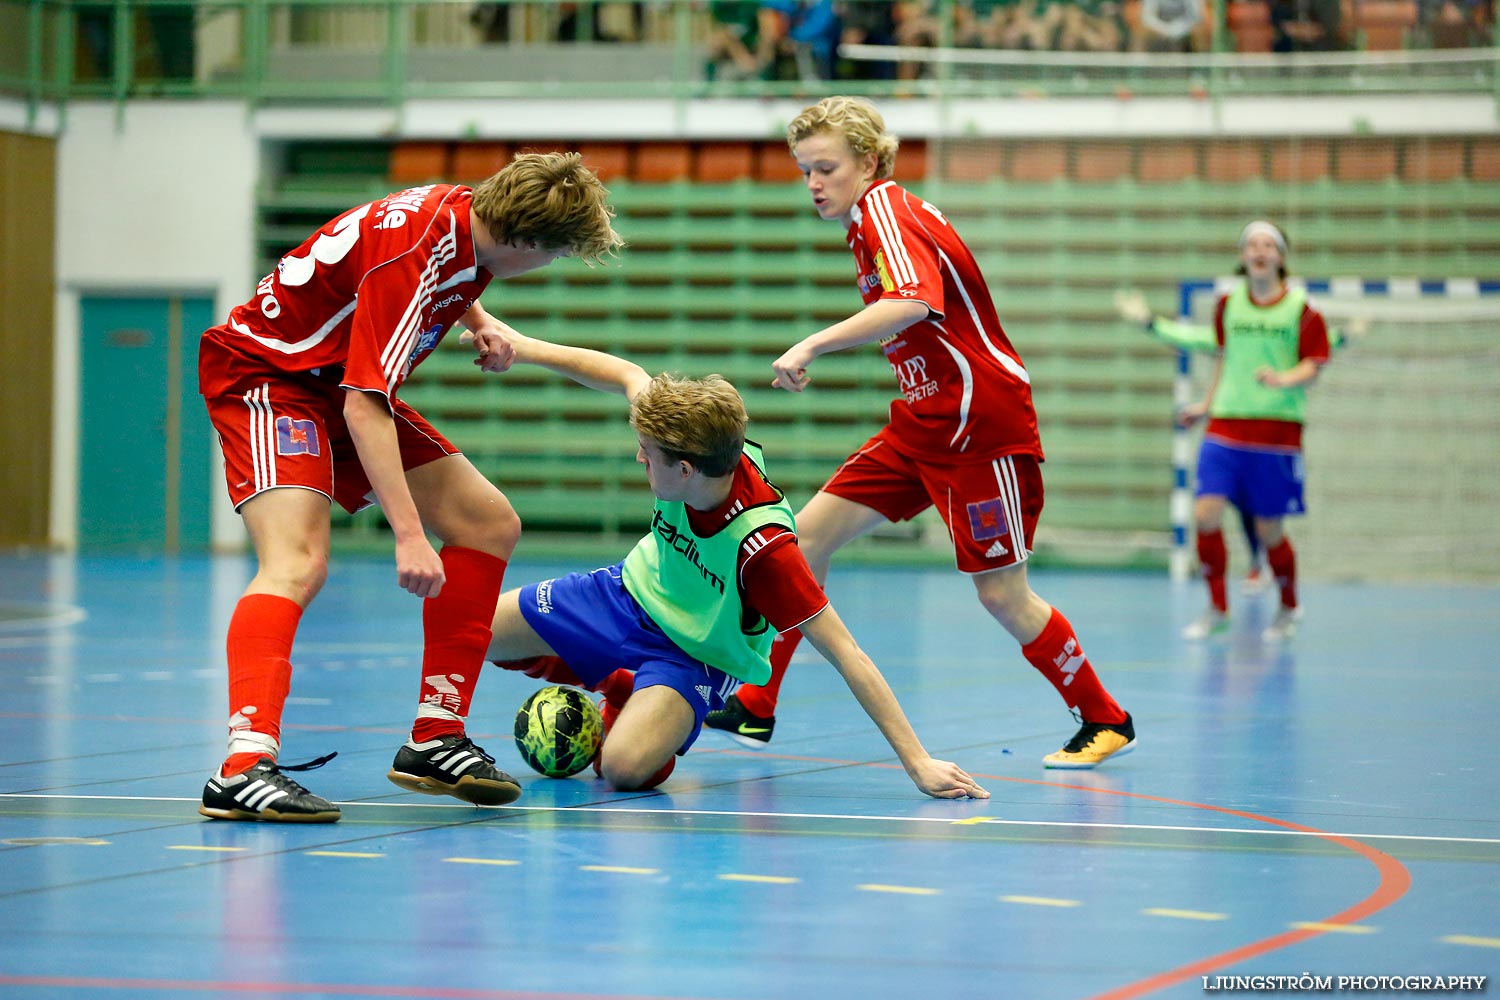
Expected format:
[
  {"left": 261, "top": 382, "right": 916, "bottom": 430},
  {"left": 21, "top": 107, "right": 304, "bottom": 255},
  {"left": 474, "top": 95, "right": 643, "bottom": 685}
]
[{"left": 3, "top": 793, "right": 1499, "bottom": 847}]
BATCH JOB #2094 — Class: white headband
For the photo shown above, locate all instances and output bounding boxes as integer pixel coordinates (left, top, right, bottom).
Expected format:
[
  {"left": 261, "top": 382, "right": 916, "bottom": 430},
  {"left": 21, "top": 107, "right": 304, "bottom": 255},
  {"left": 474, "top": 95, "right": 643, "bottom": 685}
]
[{"left": 1238, "top": 220, "right": 1288, "bottom": 256}]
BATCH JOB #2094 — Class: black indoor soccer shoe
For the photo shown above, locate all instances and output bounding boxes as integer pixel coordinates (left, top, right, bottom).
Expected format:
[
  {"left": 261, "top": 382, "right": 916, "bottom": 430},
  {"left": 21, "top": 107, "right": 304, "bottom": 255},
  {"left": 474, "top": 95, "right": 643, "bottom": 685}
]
[
  {"left": 704, "top": 693, "right": 775, "bottom": 750},
  {"left": 387, "top": 734, "right": 522, "bottom": 806},
  {"left": 199, "top": 753, "right": 342, "bottom": 823}
]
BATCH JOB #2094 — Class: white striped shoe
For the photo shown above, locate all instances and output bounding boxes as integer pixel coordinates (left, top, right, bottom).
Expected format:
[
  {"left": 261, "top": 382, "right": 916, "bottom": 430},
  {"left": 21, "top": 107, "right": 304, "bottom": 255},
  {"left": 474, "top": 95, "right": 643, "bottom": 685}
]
[
  {"left": 387, "top": 735, "right": 521, "bottom": 806},
  {"left": 199, "top": 753, "right": 341, "bottom": 823}
]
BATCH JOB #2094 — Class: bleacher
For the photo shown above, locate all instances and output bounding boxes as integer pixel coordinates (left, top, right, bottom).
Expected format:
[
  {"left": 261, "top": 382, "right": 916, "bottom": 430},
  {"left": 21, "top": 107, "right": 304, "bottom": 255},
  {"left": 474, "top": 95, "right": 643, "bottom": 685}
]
[{"left": 255, "top": 134, "right": 1500, "bottom": 563}]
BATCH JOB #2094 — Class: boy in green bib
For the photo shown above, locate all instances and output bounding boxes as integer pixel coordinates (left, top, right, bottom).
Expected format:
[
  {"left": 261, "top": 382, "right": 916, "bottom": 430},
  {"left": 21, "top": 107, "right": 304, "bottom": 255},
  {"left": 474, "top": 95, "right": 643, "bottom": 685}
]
[{"left": 464, "top": 328, "right": 988, "bottom": 800}]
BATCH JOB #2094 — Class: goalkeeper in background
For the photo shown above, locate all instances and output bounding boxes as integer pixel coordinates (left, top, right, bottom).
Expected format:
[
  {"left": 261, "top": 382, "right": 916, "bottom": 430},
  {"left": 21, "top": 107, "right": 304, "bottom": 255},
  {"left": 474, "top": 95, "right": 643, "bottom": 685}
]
[
  {"left": 1116, "top": 285, "right": 1358, "bottom": 598},
  {"left": 1120, "top": 221, "right": 1332, "bottom": 641}
]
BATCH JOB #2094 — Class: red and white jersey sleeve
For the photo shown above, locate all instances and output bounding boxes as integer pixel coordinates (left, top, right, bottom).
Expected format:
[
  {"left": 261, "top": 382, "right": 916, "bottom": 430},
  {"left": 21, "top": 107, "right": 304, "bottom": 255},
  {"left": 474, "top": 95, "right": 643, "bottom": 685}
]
[
  {"left": 848, "top": 180, "right": 1042, "bottom": 464},
  {"left": 202, "top": 184, "right": 493, "bottom": 405}
]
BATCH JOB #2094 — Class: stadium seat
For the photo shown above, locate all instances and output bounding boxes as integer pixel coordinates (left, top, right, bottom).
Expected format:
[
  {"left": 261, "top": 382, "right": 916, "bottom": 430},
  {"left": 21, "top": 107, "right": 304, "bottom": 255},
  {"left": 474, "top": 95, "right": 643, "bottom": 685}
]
[
  {"left": 755, "top": 141, "right": 801, "bottom": 182},
  {"left": 1204, "top": 141, "right": 1265, "bottom": 183},
  {"left": 389, "top": 141, "right": 450, "bottom": 184},
  {"left": 1334, "top": 139, "right": 1397, "bottom": 181},
  {"left": 634, "top": 142, "right": 693, "bottom": 183},
  {"left": 450, "top": 142, "right": 511, "bottom": 183},
  {"left": 1471, "top": 137, "right": 1500, "bottom": 181},
  {"left": 1400, "top": 138, "right": 1465, "bottom": 182},
  {"left": 1270, "top": 139, "right": 1331, "bottom": 182},
  {"left": 578, "top": 142, "right": 631, "bottom": 182},
  {"left": 1136, "top": 143, "right": 1198, "bottom": 183},
  {"left": 1004, "top": 145, "right": 1065, "bottom": 183},
  {"left": 695, "top": 142, "right": 756, "bottom": 182},
  {"left": 1073, "top": 143, "right": 1133, "bottom": 183},
  {"left": 1355, "top": 0, "right": 1418, "bottom": 48}
]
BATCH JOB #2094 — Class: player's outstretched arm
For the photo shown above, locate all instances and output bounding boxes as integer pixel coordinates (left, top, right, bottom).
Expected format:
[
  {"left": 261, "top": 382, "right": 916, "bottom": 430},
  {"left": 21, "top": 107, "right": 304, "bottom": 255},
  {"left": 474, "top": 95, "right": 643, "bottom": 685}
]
[
  {"left": 798, "top": 604, "right": 989, "bottom": 800},
  {"left": 1116, "top": 289, "right": 1218, "bottom": 352},
  {"left": 772, "top": 298, "right": 928, "bottom": 391},
  {"left": 464, "top": 327, "right": 650, "bottom": 400}
]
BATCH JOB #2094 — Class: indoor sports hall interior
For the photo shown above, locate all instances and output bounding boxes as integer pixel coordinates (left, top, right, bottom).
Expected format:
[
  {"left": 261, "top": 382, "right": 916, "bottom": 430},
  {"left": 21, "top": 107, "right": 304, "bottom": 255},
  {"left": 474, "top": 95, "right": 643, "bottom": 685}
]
[{"left": 1, "top": 3, "right": 1496, "bottom": 998}]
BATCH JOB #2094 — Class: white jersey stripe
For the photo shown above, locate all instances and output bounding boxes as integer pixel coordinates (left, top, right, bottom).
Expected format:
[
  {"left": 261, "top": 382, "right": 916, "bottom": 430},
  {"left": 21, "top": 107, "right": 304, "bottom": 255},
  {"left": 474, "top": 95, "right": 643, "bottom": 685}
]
[
  {"left": 244, "top": 384, "right": 276, "bottom": 493},
  {"left": 380, "top": 222, "right": 459, "bottom": 392},
  {"left": 935, "top": 247, "right": 1031, "bottom": 386},
  {"left": 867, "top": 186, "right": 919, "bottom": 288},
  {"left": 994, "top": 456, "right": 1028, "bottom": 560},
  {"left": 935, "top": 333, "right": 975, "bottom": 449}
]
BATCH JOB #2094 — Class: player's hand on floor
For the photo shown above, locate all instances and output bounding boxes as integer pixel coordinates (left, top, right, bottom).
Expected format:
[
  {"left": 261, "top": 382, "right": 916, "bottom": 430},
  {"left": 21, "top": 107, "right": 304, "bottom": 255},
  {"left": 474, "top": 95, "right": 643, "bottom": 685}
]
[{"left": 912, "top": 758, "right": 990, "bottom": 799}]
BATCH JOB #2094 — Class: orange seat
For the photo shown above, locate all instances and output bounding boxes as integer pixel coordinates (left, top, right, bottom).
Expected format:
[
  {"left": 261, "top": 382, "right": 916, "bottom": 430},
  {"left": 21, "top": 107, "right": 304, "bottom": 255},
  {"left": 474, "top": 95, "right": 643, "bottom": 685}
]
[
  {"left": 633, "top": 142, "right": 693, "bottom": 183},
  {"left": 1073, "top": 142, "right": 1133, "bottom": 183},
  {"left": 892, "top": 140, "right": 929, "bottom": 182},
  {"left": 1334, "top": 139, "right": 1397, "bottom": 181},
  {"left": 1136, "top": 142, "right": 1198, "bottom": 184},
  {"left": 1356, "top": 0, "right": 1417, "bottom": 49},
  {"left": 389, "top": 142, "right": 450, "bottom": 184},
  {"left": 1269, "top": 140, "right": 1330, "bottom": 182},
  {"left": 577, "top": 142, "right": 630, "bottom": 183},
  {"left": 1400, "top": 138, "right": 1465, "bottom": 182},
  {"left": 755, "top": 141, "right": 801, "bottom": 183},
  {"left": 695, "top": 142, "right": 756, "bottom": 182},
  {"left": 1470, "top": 137, "right": 1500, "bottom": 181},
  {"left": 1203, "top": 140, "right": 1264, "bottom": 183},
  {"left": 450, "top": 142, "right": 511, "bottom": 183},
  {"left": 1001, "top": 144, "right": 1062, "bottom": 183}
]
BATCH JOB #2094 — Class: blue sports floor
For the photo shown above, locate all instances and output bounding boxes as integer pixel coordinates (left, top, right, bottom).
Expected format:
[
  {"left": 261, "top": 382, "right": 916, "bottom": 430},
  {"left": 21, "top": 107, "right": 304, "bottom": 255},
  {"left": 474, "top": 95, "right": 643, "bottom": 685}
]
[{"left": 1, "top": 551, "right": 1496, "bottom": 1000}]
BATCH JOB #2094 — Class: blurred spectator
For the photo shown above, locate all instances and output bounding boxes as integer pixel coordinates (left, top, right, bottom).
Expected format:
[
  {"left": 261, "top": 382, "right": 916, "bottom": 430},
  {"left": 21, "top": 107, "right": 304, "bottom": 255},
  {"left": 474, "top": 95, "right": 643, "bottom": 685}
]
[
  {"left": 1057, "top": 0, "right": 1126, "bottom": 49},
  {"left": 470, "top": 3, "right": 511, "bottom": 43},
  {"left": 556, "top": 3, "right": 646, "bottom": 42},
  {"left": 1134, "top": 0, "right": 1210, "bottom": 49},
  {"left": 1421, "top": 0, "right": 1493, "bottom": 45},
  {"left": 77, "top": 3, "right": 196, "bottom": 82},
  {"left": 836, "top": 1, "right": 900, "bottom": 78},
  {"left": 1270, "top": 0, "right": 1343, "bottom": 48},
  {"left": 704, "top": 1, "right": 777, "bottom": 80}
]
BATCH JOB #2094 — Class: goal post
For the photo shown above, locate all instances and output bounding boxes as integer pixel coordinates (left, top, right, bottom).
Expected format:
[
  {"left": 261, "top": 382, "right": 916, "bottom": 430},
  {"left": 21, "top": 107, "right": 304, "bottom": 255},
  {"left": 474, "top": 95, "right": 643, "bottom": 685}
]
[{"left": 1173, "top": 277, "right": 1500, "bottom": 584}]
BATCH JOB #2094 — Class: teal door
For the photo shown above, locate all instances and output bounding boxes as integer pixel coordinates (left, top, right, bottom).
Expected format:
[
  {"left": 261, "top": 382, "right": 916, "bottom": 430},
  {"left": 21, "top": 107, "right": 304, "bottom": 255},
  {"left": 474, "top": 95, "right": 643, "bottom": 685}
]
[{"left": 79, "top": 295, "right": 215, "bottom": 554}]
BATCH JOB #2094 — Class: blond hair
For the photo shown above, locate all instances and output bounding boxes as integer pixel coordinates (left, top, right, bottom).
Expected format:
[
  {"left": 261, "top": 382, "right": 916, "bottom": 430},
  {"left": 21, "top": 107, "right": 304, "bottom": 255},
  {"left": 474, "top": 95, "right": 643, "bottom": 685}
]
[
  {"left": 629, "top": 373, "right": 746, "bottom": 478},
  {"left": 471, "top": 151, "right": 624, "bottom": 265},
  {"left": 786, "top": 96, "right": 900, "bottom": 180}
]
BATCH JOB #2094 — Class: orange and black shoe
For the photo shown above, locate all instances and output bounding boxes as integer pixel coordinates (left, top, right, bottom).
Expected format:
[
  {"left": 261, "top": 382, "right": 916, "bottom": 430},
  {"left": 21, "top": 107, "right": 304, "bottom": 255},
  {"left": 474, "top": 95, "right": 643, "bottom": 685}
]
[{"left": 1043, "top": 714, "right": 1136, "bottom": 770}]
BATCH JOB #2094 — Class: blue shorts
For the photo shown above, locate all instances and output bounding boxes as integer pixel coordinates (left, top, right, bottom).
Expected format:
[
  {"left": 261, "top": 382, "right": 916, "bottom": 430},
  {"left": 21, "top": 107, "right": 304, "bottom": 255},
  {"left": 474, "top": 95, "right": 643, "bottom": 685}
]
[
  {"left": 516, "top": 563, "right": 740, "bottom": 755},
  {"left": 1195, "top": 437, "right": 1306, "bottom": 519}
]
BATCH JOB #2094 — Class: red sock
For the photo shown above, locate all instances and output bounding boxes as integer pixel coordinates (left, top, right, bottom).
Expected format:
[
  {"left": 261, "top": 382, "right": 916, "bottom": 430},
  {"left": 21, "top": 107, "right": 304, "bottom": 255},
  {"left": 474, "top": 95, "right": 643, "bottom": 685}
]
[
  {"left": 1197, "top": 529, "right": 1229, "bottom": 613},
  {"left": 1266, "top": 537, "right": 1298, "bottom": 609},
  {"left": 1020, "top": 607, "right": 1127, "bottom": 725},
  {"left": 735, "top": 627, "right": 800, "bottom": 718},
  {"left": 499, "top": 655, "right": 633, "bottom": 710},
  {"left": 410, "top": 547, "right": 508, "bottom": 744},
  {"left": 223, "top": 593, "right": 303, "bottom": 777}
]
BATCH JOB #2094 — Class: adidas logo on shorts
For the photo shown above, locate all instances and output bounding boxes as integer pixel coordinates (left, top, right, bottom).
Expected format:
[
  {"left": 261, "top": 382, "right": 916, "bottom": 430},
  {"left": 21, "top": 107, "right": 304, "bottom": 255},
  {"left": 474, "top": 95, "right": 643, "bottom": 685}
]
[{"left": 985, "top": 539, "right": 1010, "bottom": 558}]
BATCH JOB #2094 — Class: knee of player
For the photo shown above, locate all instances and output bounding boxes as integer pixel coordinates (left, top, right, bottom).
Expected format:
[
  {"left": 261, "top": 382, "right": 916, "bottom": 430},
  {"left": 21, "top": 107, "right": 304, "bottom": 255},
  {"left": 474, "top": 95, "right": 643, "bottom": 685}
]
[{"left": 599, "top": 744, "right": 668, "bottom": 791}]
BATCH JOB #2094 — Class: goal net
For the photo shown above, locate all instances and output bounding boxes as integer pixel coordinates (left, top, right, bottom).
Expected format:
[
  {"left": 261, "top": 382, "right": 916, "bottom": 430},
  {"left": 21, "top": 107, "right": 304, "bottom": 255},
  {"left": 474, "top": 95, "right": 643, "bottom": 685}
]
[{"left": 1178, "top": 279, "right": 1500, "bottom": 584}]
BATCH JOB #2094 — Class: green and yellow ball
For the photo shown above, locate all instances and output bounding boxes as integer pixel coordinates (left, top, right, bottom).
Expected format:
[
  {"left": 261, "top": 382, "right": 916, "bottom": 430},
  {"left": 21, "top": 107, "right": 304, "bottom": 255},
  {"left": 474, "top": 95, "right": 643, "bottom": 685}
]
[{"left": 514, "top": 685, "right": 603, "bottom": 778}]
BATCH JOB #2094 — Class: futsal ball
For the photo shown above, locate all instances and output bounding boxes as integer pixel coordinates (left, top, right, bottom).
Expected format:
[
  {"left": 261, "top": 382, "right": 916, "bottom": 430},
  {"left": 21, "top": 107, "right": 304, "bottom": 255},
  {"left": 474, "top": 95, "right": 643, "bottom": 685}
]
[{"left": 514, "top": 685, "right": 603, "bottom": 778}]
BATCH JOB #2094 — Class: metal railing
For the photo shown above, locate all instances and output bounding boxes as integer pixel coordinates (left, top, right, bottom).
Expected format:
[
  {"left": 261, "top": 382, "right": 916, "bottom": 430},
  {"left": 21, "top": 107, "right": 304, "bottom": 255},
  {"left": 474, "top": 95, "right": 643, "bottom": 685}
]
[{"left": 2, "top": 0, "right": 1496, "bottom": 128}]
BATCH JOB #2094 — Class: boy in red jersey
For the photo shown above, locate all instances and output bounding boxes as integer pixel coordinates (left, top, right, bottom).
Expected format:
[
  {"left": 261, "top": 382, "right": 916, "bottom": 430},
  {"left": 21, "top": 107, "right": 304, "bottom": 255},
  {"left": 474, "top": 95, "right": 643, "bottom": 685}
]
[
  {"left": 467, "top": 330, "right": 986, "bottom": 800},
  {"left": 1172, "top": 221, "right": 1331, "bottom": 642},
  {"left": 196, "top": 153, "right": 623, "bottom": 822},
  {"left": 705, "top": 96, "right": 1135, "bottom": 768}
]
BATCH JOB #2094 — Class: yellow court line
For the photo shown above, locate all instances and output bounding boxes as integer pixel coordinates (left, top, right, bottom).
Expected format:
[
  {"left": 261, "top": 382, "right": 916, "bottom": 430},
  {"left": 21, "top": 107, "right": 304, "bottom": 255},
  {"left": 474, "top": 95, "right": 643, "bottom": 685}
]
[
  {"left": 718, "top": 874, "right": 800, "bottom": 884},
  {"left": 305, "top": 850, "right": 384, "bottom": 858},
  {"left": 1001, "top": 895, "right": 1082, "bottom": 907},
  {"left": 1442, "top": 935, "right": 1500, "bottom": 948},
  {"left": 857, "top": 884, "right": 941, "bottom": 896},
  {"left": 167, "top": 845, "right": 246, "bottom": 853},
  {"left": 580, "top": 865, "right": 659, "bottom": 875},
  {"left": 445, "top": 857, "right": 520, "bottom": 866},
  {"left": 951, "top": 817, "right": 991, "bottom": 825},
  {"left": 1290, "top": 921, "right": 1376, "bottom": 934},
  {"left": 1144, "top": 908, "right": 1229, "bottom": 921}
]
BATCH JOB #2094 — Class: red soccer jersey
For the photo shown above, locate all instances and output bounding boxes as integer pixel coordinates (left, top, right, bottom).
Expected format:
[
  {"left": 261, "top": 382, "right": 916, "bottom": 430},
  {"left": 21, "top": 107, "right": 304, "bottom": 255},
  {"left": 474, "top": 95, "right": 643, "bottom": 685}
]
[
  {"left": 200, "top": 184, "right": 492, "bottom": 404},
  {"left": 846, "top": 180, "right": 1042, "bottom": 464},
  {"left": 684, "top": 451, "right": 829, "bottom": 633}
]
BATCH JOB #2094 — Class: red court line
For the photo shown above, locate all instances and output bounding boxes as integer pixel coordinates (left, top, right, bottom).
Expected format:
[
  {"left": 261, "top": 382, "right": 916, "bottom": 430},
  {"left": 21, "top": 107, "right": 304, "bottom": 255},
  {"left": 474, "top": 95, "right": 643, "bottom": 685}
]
[{"left": 734, "top": 753, "right": 1413, "bottom": 998}]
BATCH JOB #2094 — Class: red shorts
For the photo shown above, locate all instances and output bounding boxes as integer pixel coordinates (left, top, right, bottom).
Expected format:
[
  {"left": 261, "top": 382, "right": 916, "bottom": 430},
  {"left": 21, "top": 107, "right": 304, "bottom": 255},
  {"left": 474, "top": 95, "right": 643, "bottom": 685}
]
[
  {"left": 822, "top": 429, "right": 1045, "bottom": 574},
  {"left": 201, "top": 361, "right": 457, "bottom": 515}
]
